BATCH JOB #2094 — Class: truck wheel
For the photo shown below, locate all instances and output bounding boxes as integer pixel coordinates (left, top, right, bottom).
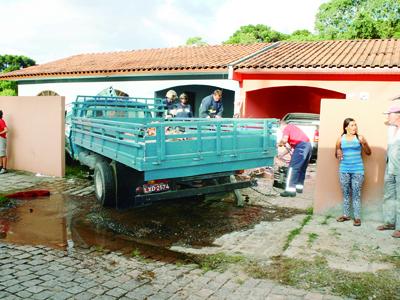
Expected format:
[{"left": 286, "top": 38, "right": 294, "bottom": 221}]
[
  {"left": 112, "top": 162, "right": 144, "bottom": 209},
  {"left": 94, "top": 161, "right": 116, "bottom": 207}
]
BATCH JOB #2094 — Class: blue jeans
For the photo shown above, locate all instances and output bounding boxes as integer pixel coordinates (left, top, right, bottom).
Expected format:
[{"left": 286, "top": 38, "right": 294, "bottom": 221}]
[
  {"left": 286, "top": 141, "right": 312, "bottom": 191},
  {"left": 382, "top": 173, "right": 400, "bottom": 230},
  {"left": 339, "top": 172, "right": 364, "bottom": 219}
]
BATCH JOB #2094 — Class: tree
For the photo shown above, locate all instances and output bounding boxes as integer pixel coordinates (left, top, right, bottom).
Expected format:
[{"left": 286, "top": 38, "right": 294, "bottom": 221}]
[
  {"left": 349, "top": 11, "right": 380, "bottom": 39},
  {"left": 0, "top": 55, "right": 35, "bottom": 73},
  {"left": 315, "top": 0, "right": 400, "bottom": 39},
  {"left": 366, "top": 0, "right": 400, "bottom": 38},
  {"left": 224, "top": 24, "right": 287, "bottom": 44},
  {"left": 285, "top": 29, "right": 320, "bottom": 41},
  {"left": 0, "top": 54, "right": 35, "bottom": 96},
  {"left": 185, "top": 37, "right": 208, "bottom": 46}
]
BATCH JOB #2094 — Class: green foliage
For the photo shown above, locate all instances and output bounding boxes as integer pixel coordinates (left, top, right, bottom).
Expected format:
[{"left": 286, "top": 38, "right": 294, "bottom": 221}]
[
  {"left": 225, "top": 0, "right": 400, "bottom": 44},
  {"left": 379, "top": 251, "right": 400, "bottom": 268},
  {"left": 284, "top": 227, "right": 302, "bottom": 251},
  {"left": 130, "top": 248, "right": 141, "bottom": 258},
  {"left": 307, "top": 232, "right": 319, "bottom": 245},
  {"left": 305, "top": 207, "right": 314, "bottom": 215},
  {"left": 320, "top": 214, "right": 333, "bottom": 225},
  {"left": 185, "top": 36, "right": 208, "bottom": 46},
  {"left": 245, "top": 256, "right": 400, "bottom": 299},
  {"left": 195, "top": 253, "right": 245, "bottom": 272},
  {"left": 285, "top": 29, "right": 320, "bottom": 41},
  {"left": 0, "top": 80, "right": 17, "bottom": 95},
  {"left": 0, "top": 55, "right": 35, "bottom": 73},
  {"left": 0, "top": 195, "right": 9, "bottom": 206},
  {"left": 0, "top": 80, "right": 16, "bottom": 90},
  {"left": 315, "top": 0, "right": 400, "bottom": 39},
  {"left": 302, "top": 214, "right": 312, "bottom": 226},
  {"left": 224, "top": 24, "right": 287, "bottom": 44},
  {"left": 94, "top": 245, "right": 104, "bottom": 252},
  {"left": 0, "top": 54, "right": 36, "bottom": 95},
  {"left": 65, "top": 163, "right": 90, "bottom": 179},
  {"left": 283, "top": 214, "right": 312, "bottom": 250},
  {"left": 0, "top": 88, "right": 16, "bottom": 96}
]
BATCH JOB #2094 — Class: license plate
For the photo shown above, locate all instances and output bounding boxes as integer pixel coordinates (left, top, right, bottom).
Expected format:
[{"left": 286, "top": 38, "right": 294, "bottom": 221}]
[{"left": 143, "top": 182, "right": 170, "bottom": 194}]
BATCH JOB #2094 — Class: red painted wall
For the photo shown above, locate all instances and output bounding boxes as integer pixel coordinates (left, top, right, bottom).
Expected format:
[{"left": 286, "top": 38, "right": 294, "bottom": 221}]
[{"left": 244, "top": 86, "right": 346, "bottom": 119}]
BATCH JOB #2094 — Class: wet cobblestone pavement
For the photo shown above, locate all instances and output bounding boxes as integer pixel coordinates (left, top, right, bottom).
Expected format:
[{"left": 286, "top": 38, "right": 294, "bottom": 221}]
[
  {"left": 0, "top": 171, "right": 94, "bottom": 196},
  {"left": 0, "top": 170, "right": 364, "bottom": 299},
  {"left": 0, "top": 243, "right": 343, "bottom": 300}
]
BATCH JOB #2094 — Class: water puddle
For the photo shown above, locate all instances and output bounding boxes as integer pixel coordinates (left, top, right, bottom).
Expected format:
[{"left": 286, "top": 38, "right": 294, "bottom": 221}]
[
  {"left": 0, "top": 188, "right": 304, "bottom": 262},
  {"left": 0, "top": 194, "right": 67, "bottom": 249}
]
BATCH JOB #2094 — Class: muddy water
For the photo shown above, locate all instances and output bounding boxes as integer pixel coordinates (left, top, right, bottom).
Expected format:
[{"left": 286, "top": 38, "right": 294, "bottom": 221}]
[
  {"left": 0, "top": 194, "right": 67, "bottom": 249},
  {"left": 0, "top": 190, "right": 304, "bottom": 261}
]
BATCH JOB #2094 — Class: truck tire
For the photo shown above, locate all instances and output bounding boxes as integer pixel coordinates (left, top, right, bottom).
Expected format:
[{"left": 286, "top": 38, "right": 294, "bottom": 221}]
[
  {"left": 112, "top": 161, "right": 144, "bottom": 209},
  {"left": 94, "top": 161, "right": 116, "bottom": 207}
]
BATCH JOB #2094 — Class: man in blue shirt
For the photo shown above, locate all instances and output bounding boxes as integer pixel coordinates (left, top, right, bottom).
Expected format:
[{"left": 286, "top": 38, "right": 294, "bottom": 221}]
[
  {"left": 199, "top": 89, "right": 223, "bottom": 118},
  {"left": 175, "top": 93, "right": 193, "bottom": 118}
]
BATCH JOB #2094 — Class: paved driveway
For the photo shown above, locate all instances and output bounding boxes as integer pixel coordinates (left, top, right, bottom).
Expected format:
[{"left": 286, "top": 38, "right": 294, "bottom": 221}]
[{"left": 2, "top": 169, "right": 395, "bottom": 299}]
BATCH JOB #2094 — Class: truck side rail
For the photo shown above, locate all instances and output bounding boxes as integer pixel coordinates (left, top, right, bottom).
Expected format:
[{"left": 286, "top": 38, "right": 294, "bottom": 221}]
[
  {"left": 70, "top": 115, "right": 278, "bottom": 180},
  {"left": 72, "top": 95, "right": 165, "bottom": 119}
]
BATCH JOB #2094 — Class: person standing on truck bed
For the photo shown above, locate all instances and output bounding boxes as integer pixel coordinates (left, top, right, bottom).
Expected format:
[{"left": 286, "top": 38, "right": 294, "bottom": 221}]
[
  {"left": 199, "top": 89, "right": 223, "bottom": 118},
  {"left": 162, "top": 90, "right": 178, "bottom": 118},
  {"left": 175, "top": 93, "right": 193, "bottom": 118},
  {"left": 278, "top": 119, "right": 312, "bottom": 197}
]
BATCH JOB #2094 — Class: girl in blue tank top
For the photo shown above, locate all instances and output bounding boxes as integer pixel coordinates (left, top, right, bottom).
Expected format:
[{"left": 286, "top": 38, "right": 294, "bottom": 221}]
[{"left": 335, "top": 118, "right": 371, "bottom": 226}]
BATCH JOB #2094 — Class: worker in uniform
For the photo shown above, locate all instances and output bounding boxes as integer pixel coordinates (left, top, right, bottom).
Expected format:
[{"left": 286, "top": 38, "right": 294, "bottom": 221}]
[
  {"left": 175, "top": 93, "right": 193, "bottom": 118},
  {"left": 199, "top": 89, "right": 223, "bottom": 118},
  {"left": 277, "top": 119, "right": 312, "bottom": 197},
  {"left": 161, "top": 90, "right": 178, "bottom": 118}
]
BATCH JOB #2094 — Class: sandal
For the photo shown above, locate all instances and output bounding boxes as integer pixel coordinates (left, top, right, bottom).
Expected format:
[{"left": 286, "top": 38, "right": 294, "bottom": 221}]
[
  {"left": 377, "top": 224, "right": 395, "bottom": 231},
  {"left": 336, "top": 215, "right": 351, "bottom": 222},
  {"left": 391, "top": 230, "right": 400, "bottom": 238},
  {"left": 353, "top": 219, "right": 361, "bottom": 226}
]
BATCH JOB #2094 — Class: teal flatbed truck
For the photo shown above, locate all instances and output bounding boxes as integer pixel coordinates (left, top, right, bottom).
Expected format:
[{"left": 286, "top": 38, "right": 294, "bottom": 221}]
[{"left": 67, "top": 95, "right": 278, "bottom": 209}]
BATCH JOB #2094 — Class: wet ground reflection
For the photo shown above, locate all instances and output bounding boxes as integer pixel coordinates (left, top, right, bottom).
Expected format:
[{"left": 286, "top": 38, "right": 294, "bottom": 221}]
[
  {"left": 0, "top": 190, "right": 304, "bottom": 261},
  {"left": 0, "top": 194, "right": 67, "bottom": 249}
]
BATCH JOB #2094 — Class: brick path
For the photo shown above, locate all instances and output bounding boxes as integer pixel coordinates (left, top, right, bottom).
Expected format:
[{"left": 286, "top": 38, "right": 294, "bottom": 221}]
[
  {"left": 0, "top": 243, "right": 343, "bottom": 300},
  {"left": 0, "top": 171, "right": 94, "bottom": 196},
  {"left": 0, "top": 171, "right": 346, "bottom": 299}
]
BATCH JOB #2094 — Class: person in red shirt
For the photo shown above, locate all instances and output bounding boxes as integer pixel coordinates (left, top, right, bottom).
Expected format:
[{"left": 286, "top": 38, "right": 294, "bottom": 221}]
[
  {"left": 0, "top": 110, "right": 8, "bottom": 174},
  {"left": 278, "top": 120, "right": 312, "bottom": 197}
]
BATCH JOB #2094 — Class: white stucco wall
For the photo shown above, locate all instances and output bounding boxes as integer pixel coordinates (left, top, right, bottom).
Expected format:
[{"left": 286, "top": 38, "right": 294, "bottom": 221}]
[{"left": 18, "top": 78, "right": 240, "bottom": 109}]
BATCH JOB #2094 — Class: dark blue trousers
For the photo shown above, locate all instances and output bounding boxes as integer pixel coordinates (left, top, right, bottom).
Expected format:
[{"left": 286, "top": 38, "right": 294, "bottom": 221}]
[{"left": 286, "top": 141, "right": 312, "bottom": 191}]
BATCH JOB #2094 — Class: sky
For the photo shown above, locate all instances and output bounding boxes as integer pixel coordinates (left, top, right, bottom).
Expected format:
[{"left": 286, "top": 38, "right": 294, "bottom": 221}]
[{"left": 0, "top": 0, "right": 327, "bottom": 64}]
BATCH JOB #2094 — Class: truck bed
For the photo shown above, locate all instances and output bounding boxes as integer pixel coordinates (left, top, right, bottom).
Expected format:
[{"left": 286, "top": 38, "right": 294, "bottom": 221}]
[{"left": 71, "top": 116, "right": 278, "bottom": 180}]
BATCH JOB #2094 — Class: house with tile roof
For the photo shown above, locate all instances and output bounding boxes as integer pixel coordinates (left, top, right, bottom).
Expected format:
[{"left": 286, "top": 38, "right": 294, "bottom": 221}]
[
  {"left": 233, "top": 39, "right": 400, "bottom": 118},
  {"left": 0, "top": 43, "right": 269, "bottom": 117},
  {"left": 1, "top": 39, "right": 400, "bottom": 118}
]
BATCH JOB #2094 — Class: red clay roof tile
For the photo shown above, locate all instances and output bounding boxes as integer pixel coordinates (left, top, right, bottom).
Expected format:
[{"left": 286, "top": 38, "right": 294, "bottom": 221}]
[
  {"left": 235, "top": 39, "right": 400, "bottom": 71},
  {"left": 1, "top": 39, "right": 399, "bottom": 80},
  {"left": 0, "top": 43, "right": 269, "bottom": 80}
]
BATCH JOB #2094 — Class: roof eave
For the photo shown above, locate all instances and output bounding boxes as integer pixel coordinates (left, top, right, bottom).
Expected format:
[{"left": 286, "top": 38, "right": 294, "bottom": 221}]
[
  {"left": 0, "top": 68, "right": 230, "bottom": 82},
  {"left": 233, "top": 67, "right": 400, "bottom": 82}
]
